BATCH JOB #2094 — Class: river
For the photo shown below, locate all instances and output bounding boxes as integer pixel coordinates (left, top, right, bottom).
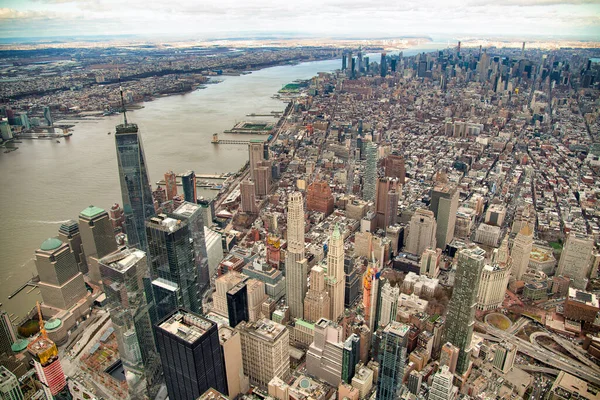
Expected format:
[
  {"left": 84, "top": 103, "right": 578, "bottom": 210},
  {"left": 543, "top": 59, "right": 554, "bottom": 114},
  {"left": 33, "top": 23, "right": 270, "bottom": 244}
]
[{"left": 0, "top": 43, "right": 447, "bottom": 319}]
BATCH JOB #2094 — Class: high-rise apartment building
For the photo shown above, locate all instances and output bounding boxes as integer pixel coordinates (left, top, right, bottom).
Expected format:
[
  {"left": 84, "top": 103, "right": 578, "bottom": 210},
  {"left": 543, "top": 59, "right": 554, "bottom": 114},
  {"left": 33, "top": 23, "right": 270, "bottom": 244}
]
[
  {"left": 326, "top": 225, "right": 345, "bottom": 322},
  {"left": 341, "top": 334, "right": 360, "bottom": 384},
  {"left": 172, "top": 202, "right": 210, "bottom": 287},
  {"left": 35, "top": 238, "right": 88, "bottom": 311},
  {"left": 99, "top": 248, "right": 161, "bottom": 398},
  {"left": 0, "top": 366, "right": 23, "bottom": 400},
  {"left": 58, "top": 220, "right": 87, "bottom": 274},
  {"left": 557, "top": 232, "right": 594, "bottom": 290},
  {"left": 384, "top": 153, "right": 406, "bottom": 184},
  {"left": 304, "top": 266, "right": 331, "bottom": 322},
  {"left": 248, "top": 141, "right": 265, "bottom": 181},
  {"left": 405, "top": 208, "right": 437, "bottom": 256},
  {"left": 362, "top": 143, "right": 377, "bottom": 202},
  {"left": 286, "top": 192, "right": 308, "bottom": 319},
  {"left": 510, "top": 224, "right": 533, "bottom": 281},
  {"left": 115, "top": 120, "right": 155, "bottom": 251},
  {"left": 306, "top": 181, "right": 334, "bottom": 216},
  {"left": 237, "top": 319, "right": 290, "bottom": 388},
  {"left": 155, "top": 309, "right": 227, "bottom": 400},
  {"left": 254, "top": 160, "right": 272, "bottom": 197},
  {"left": 378, "top": 279, "right": 400, "bottom": 328},
  {"left": 164, "top": 170, "right": 178, "bottom": 200},
  {"left": 377, "top": 322, "right": 409, "bottom": 400},
  {"left": 306, "top": 318, "right": 344, "bottom": 386},
  {"left": 444, "top": 247, "right": 485, "bottom": 375},
  {"left": 240, "top": 180, "right": 258, "bottom": 214},
  {"left": 439, "top": 342, "right": 459, "bottom": 374},
  {"left": 375, "top": 178, "right": 400, "bottom": 230},
  {"left": 181, "top": 170, "right": 197, "bottom": 203},
  {"left": 430, "top": 184, "right": 459, "bottom": 249},
  {"left": 420, "top": 248, "right": 441, "bottom": 278},
  {"left": 217, "top": 327, "right": 247, "bottom": 399},
  {"left": 78, "top": 205, "right": 118, "bottom": 282},
  {"left": 109, "top": 203, "right": 125, "bottom": 233},
  {"left": 429, "top": 365, "right": 456, "bottom": 400}
]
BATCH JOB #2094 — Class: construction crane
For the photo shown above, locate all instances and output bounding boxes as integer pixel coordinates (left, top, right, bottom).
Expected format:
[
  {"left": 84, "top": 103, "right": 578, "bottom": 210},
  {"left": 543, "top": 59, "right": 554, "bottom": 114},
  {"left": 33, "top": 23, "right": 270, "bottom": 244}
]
[{"left": 36, "top": 301, "right": 47, "bottom": 339}]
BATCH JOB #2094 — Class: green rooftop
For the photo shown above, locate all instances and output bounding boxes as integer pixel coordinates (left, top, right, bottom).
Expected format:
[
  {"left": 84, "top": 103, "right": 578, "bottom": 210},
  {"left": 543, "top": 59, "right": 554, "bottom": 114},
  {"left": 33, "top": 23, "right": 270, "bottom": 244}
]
[
  {"left": 80, "top": 205, "right": 105, "bottom": 218},
  {"left": 11, "top": 339, "right": 29, "bottom": 353},
  {"left": 40, "top": 237, "right": 63, "bottom": 251},
  {"left": 45, "top": 319, "right": 62, "bottom": 331},
  {"left": 295, "top": 319, "right": 315, "bottom": 330}
]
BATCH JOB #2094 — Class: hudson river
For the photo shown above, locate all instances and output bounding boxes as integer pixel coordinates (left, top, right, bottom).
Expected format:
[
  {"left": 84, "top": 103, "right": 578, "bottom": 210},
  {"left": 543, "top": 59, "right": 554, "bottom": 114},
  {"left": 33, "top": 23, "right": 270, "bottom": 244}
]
[{"left": 0, "top": 43, "right": 446, "bottom": 319}]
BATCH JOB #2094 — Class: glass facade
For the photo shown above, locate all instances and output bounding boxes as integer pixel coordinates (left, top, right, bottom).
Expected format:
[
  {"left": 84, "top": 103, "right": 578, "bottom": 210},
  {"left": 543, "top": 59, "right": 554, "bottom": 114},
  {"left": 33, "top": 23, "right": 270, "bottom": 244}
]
[
  {"left": 377, "top": 322, "right": 408, "bottom": 400},
  {"left": 226, "top": 283, "right": 248, "bottom": 328},
  {"left": 115, "top": 123, "right": 155, "bottom": 252}
]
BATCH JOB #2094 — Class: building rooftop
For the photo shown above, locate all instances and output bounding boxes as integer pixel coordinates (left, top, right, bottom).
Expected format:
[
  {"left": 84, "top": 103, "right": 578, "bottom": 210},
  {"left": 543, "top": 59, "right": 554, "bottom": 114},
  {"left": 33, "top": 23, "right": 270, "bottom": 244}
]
[
  {"left": 551, "top": 371, "right": 600, "bottom": 400},
  {"left": 100, "top": 248, "right": 145, "bottom": 273},
  {"left": 40, "top": 237, "right": 63, "bottom": 251},
  {"left": 173, "top": 202, "right": 201, "bottom": 218},
  {"left": 239, "top": 318, "right": 286, "bottom": 341},
  {"left": 197, "top": 388, "right": 228, "bottom": 400},
  {"left": 80, "top": 205, "right": 106, "bottom": 219},
  {"left": 158, "top": 309, "right": 215, "bottom": 344},
  {"left": 0, "top": 366, "right": 16, "bottom": 384},
  {"left": 568, "top": 287, "right": 599, "bottom": 307},
  {"left": 384, "top": 321, "right": 410, "bottom": 337}
]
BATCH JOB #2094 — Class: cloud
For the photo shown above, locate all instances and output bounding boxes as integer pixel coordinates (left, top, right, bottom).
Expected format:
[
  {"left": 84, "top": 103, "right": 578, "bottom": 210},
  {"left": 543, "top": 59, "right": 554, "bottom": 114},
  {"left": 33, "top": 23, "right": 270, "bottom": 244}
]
[{"left": 0, "top": 8, "right": 56, "bottom": 19}]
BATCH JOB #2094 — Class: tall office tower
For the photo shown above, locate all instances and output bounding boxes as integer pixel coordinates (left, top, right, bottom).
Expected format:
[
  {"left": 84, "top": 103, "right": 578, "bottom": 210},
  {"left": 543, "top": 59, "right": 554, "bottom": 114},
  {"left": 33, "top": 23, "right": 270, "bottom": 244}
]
[
  {"left": 248, "top": 140, "right": 265, "bottom": 180},
  {"left": 237, "top": 319, "right": 290, "bottom": 388},
  {"left": 227, "top": 282, "right": 249, "bottom": 328},
  {"left": 240, "top": 180, "right": 258, "bottom": 214},
  {"left": 214, "top": 272, "right": 246, "bottom": 317},
  {"left": 342, "top": 53, "right": 347, "bottom": 71},
  {"left": 43, "top": 106, "right": 53, "bottom": 126},
  {"left": 254, "top": 160, "right": 272, "bottom": 197},
  {"left": 35, "top": 238, "right": 88, "bottom": 310},
  {"left": 439, "top": 342, "right": 459, "bottom": 374},
  {"left": 420, "top": 248, "right": 441, "bottom": 278},
  {"left": 99, "top": 248, "right": 162, "bottom": 398},
  {"left": 246, "top": 279, "right": 267, "bottom": 322},
  {"left": 341, "top": 334, "right": 360, "bottom": 384},
  {"left": 477, "top": 260, "right": 511, "bottom": 311},
  {"left": 0, "top": 312, "right": 16, "bottom": 357},
  {"left": 363, "top": 142, "right": 377, "bottom": 202},
  {"left": 58, "top": 220, "right": 87, "bottom": 274},
  {"left": 430, "top": 184, "right": 459, "bottom": 249},
  {"left": 172, "top": 202, "right": 210, "bottom": 288},
  {"left": 156, "top": 309, "right": 228, "bottom": 400},
  {"left": 407, "top": 371, "right": 422, "bottom": 395},
  {"left": 380, "top": 53, "right": 387, "bottom": 77},
  {"left": 326, "top": 225, "right": 345, "bottom": 322},
  {"left": 164, "top": 171, "right": 178, "bottom": 200},
  {"left": 217, "top": 327, "right": 247, "bottom": 399},
  {"left": 375, "top": 178, "right": 400, "bottom": 230},
  {"left": 557, "top": 232, "right": 594, "bottom": 290},
  {"left": 346, "top": 51, "right": 353, "bottom": 78},
  {"left": 378, "top": 280, "right": 399, "bottom": 328},
  {"left": 377, "top": 322, "right": 409, "bottom": 400},
  {"left": 181, "top": 170, "right": 197, "bottom": 203},
  {"left": 444, "top": 247, "right": 485, "bottom": 375},
  {"left": 115, "top": 119, "right": 155, "bottom": 252},
  {"left": 0, "top": 366, "right": 23, "bottom": 400},
  {"left": 511, "top": 225, "right": 533, "bottom": 281},
  {"left": 109, "top": 203, "right": 125, "bottom": 233},
  {"left": 405, "top": 208, "right": 437, "bottom": 256},
  {"left": 28, "top": 333, "right": 66, "bottom": 396},
  {"left": 493, "top": 341, "right": 517, "bottom": 373},
  {"left": 147, "top": 211, "right": 202, "bottom": 319},
  {"left": 429, "top": 366, "right": 456, "bottom": 400},
  {"left": 304, "top": 266, "right": 331, "bottom": 322},
  {"left": 306, "top": 181, "right": 334, "bottom": 216},
  {"left": 78, "top": 205, "right": 118, "bottom": 283},
  {"left": 384, "top": 153, "right": 406, "bottom": 184},
  {"left": 285, "top": 192, "right": 308, "bottom": 319},
  {"left": 306, "top": 318, "right": 345, "bottom": 386}
]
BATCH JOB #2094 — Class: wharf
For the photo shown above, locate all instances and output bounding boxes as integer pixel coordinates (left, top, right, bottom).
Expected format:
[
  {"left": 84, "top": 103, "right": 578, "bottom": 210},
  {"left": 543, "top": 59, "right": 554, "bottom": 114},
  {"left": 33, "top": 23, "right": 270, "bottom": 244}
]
[
  {"left": 211, "top": 133, "right": 266, "bottom": 145},
  {"left": 8, "top": 279, "right": 39, "bottom": 299},
  {"left": 246, "top": 111, "right": 282, "bottom": 117}
]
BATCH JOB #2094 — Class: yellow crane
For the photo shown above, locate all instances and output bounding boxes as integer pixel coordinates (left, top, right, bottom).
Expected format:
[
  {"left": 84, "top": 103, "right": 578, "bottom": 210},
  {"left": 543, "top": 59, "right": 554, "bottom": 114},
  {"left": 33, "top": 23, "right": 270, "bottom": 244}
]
[{"left": 36, "top": 301, "right": 47, "bottom": 339}]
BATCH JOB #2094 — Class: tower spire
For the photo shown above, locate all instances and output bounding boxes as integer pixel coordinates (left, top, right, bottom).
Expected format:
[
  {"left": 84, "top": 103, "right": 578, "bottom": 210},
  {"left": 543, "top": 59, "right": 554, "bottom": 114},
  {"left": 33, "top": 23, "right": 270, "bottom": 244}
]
[{"left": 117, "top": 66, "right": 128, "bottom": 126}]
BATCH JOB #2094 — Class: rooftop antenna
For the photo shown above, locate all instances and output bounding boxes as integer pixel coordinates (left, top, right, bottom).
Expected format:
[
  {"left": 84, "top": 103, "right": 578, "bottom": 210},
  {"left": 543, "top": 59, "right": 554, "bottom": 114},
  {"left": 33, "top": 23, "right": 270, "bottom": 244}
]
[{"left": 117, "top": 65, "right": 128, "bottom": 126}]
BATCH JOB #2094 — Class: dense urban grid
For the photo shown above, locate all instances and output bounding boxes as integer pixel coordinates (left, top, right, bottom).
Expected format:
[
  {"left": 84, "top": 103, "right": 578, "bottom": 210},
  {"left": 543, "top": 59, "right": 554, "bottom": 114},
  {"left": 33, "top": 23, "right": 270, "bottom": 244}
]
[{"left": 2, "top": 41, "right": 600, "bottom": 400}]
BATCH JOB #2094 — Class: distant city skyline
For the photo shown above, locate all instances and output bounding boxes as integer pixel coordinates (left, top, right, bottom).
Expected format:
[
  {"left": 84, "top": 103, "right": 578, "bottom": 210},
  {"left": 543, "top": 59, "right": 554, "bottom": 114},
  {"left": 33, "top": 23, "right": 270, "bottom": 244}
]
[{"left": 1, "top": 0, "right": 599, "bottom": 40}]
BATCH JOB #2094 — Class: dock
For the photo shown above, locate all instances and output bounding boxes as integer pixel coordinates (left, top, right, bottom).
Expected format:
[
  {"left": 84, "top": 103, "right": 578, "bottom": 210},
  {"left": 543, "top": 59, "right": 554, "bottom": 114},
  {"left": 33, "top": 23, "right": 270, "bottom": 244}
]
[
  {"left": 211, "top": 133, "right": 266, "bottom": 145},
  {"left": 246, "top": 111, "right": 283, "bottom": 117},
  {"left": 8, "top": 280, "right": 38, "bottom": 299},
  {"left": 155, "top": 179, "right": 214, "bottom": 188}
]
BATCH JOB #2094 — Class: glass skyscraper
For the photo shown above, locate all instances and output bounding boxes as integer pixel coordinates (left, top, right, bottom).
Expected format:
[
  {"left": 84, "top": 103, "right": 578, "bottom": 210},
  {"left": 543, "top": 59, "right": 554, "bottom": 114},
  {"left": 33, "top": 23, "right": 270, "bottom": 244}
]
[
  {"left": 115, "top": 122, "right": 155, "bottom": 252},
  {"left": 99, "top": 248, "right": 162, "bottom": 399},
  {"left": 377, "top": 322, "right": 409, "bottom": 400}
]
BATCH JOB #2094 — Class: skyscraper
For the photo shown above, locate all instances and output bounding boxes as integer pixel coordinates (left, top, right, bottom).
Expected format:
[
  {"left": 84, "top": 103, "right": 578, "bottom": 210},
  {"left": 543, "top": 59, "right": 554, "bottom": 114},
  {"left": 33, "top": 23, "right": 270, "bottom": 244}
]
[
  {"left": 58, "top": 220, "right": 87, "bottom": 274},
  {"left": 326, "top": 225, "right": 345, "bottom": 322},
  {"left": 146, "top": 210, "right": 202, "bottom": 320},
  {"left": 155, "top": 309, "right": 227, "bottom": 400},
  {"left": 362, "top": 143, "right": 377, "bottom": 202},
  {"left": 181, "top": 170, "right": 197, "bottom": 203},
  {"left": 248, "top": 140, "right": 265, "bottom": 181},
  {"left": 380, "top": 53, "right": 387, "bottom": 78},
  {"left": 444, "top": 247, "right": 485, "bottom": 375},
  {"left": 306, "top": 318, "right": 345, "bottom": 386},
  {"left": 35, "top": 238, "right": 88, "bottom": 311},
  {"left": 377, "top": 322, "right": 409, "bottom": 400},
  {"left": 511, "top": 224, "right": 533, "bottom": 281},
  {"left": 237, "top": 319, "right": 290, "bottom": 388},
  {"left": 303, "top": 266, "right": 331, "bottom": 322},
  {"left": 384, "top": 153, "right": 406, "bottom": 184},
  {"left": 79, "top": 205, "right": 118, "bottom": 283},
  {"left": 0, "top": 311, "right": 16, "bottom": 357},
  {"left": 240, "top": 180, "right": 258, "bottom": 214},
  {"left": 254, "top": 160, "right": 272, "bottom": 197},
  {"left": 28, "top": 329, "right": 66, "bottom": 396},
  {"left": 557, "top": 232, "right": 594, "bottom": 290},
  {"left": 374, "top": 178, "right": 400, "bottom": 230},
  {"left": 115, "top": 120, "right": 155, "bottom": 251},
  {"left": 429, "top": 365, "right": 456, "bottom": 400},
  {"left": 405, "top": 208, "right": 437, "bottom": 256},
  {"left": 172, "top": 202, "right": 210, "bottom": 289},
  {"left": 430, "top": 184, "right": 459, "bottom": 249},
  {"left": 99, "top": 248, "right": 162, "bottom": 398},
  {"left": 378, "top": 279, "right": 400, "bottom": 328},
  {"left": 164, "top": 171, "right": 178, "bottom": 200},
  {"left": 341, "top": 334, "right": 360, "bottom": 384},
  {"left": 285, "top": 192, "right": 308, "bottom": 319},
  {"left": 0, "top": 366, "right": 23, "bottom": 400},
  {"left": 493, "top": 341, "right": 517, "bottom": 373},
  {"left": 227, "top": 281, "right": 249, "bottom": 328},
  {"left": 109, "top": 203, "right": 125, "bottom": 233}
]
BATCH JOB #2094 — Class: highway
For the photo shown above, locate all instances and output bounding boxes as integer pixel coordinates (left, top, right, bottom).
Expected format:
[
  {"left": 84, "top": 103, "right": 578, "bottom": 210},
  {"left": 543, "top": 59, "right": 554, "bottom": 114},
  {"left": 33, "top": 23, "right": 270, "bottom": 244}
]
[{"left": 477, "top": 321, "right": 600, "bottom": 386}]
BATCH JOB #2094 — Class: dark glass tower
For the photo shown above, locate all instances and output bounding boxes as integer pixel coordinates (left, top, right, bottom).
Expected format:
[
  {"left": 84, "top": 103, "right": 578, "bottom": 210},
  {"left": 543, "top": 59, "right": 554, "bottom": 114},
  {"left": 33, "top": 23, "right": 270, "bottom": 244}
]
[
  {"left": 377, "top": 322, "right": 409, "bottom": 400},
  {"left": 115, "top": 121, "right": 155, "bottom": 252},
  {"left": 226, "top": 282, "right": 248, "bottom": 328},
  {"left": 155, "top": 309, "right": 228, "bottom": 400},
  {"left": 181, "top": 170, "right": 197, "bottom": 203},
  {"left": 444, "top": 247, "right": 485, "bottom": 375},
  {"left": 342, "top": 333, "right": 360, "bottom": 384}
]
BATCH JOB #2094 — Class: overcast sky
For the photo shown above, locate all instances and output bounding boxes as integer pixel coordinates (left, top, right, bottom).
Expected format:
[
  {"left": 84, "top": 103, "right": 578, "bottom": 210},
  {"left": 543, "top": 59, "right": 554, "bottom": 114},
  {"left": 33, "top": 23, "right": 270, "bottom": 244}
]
[{"left": 1, "top": 0, "right": 599, "bottom": 40}]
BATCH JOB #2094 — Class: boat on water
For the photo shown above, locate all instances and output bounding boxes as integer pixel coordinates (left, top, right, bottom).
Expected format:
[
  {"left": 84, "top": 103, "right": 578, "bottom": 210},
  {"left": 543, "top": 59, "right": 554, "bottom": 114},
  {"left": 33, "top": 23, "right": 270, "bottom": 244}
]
[
  {"left": 107, "top": 131, "right": 111, "bottom": 135},
  {"left": 211, "top": 184, "right": 224, "bottom": 190},
  {"left": 56, "top": 140, "right": 60, "bottom": 143}
]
